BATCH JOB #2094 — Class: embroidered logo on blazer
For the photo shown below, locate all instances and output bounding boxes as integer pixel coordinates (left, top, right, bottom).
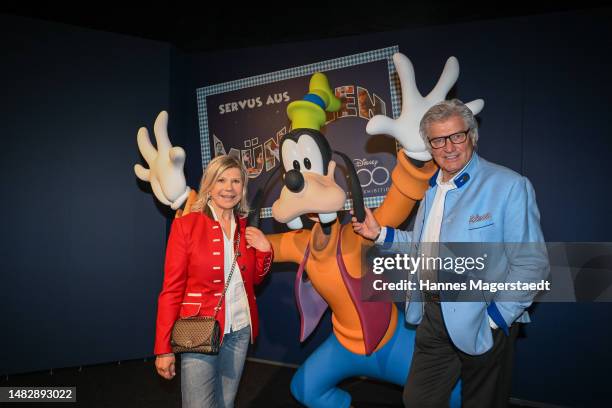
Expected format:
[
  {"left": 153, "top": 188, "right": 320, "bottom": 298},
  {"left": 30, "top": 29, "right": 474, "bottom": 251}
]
[{"left": 469, "top": 212, "right": 492, "bottom": 223}]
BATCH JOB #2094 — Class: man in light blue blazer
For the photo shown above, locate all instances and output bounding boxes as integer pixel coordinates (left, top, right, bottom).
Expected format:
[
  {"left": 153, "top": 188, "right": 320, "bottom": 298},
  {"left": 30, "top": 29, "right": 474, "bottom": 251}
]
[{"left": 352, "top": 99, "right": 549, "bottom": 408}]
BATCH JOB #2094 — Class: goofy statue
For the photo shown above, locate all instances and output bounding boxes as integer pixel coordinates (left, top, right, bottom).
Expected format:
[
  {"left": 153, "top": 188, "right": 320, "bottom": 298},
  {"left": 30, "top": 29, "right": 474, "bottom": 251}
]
[{"left": 135, "top": 53, "right": 484, "bottom": 407}]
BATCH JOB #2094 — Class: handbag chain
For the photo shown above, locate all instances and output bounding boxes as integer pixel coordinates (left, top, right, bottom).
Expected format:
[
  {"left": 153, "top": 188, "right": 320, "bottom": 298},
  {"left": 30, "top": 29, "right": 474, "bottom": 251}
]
[{"left": 212, "top": 229, "right": 241, "bottom": 319}]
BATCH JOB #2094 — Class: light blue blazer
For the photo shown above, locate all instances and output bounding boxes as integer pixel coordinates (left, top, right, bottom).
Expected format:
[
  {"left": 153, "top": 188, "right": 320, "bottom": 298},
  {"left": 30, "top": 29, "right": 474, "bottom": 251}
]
[{"left": 382, "top": 153, "right": 549, "bottom": 355}]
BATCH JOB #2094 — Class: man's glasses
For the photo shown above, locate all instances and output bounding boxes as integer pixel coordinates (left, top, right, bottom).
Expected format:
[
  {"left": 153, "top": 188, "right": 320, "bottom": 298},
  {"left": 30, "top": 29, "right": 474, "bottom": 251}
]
[{"left": 428, "top": 129, "right": 470, "bottom": 149}]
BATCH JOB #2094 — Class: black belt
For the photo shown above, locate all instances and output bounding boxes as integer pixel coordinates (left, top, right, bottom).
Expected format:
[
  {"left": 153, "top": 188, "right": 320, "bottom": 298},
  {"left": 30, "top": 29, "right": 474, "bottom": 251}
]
[{"left": 422, "top": 291, "right": 441, "bottom": 303}]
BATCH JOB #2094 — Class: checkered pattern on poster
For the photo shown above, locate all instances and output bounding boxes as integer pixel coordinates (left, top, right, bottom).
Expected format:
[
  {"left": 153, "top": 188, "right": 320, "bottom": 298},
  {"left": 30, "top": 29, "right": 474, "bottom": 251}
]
[{"left": 197, "top": 46, "right": 401, "bottom": 218}]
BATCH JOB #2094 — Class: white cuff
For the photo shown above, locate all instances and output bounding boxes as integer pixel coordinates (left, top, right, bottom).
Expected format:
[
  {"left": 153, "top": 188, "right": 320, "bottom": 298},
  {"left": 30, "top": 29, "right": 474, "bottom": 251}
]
[
  {"left": 375, "top": 227, "right": 388, "bottom": 244},
  {"left": 170, "top": 187, "right": 191, "bottom": 210}
]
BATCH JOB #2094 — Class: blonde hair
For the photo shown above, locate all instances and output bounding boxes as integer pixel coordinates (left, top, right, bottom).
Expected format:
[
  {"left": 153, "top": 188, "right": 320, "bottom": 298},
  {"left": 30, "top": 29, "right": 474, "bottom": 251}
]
[{"left": 190, "top": 155, "right": 250, "bottom": 217}]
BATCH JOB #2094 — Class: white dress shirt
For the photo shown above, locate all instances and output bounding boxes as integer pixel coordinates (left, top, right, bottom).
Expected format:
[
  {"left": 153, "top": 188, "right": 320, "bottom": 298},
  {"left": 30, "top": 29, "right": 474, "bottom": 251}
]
[{"left": 208, "top": 203, "right": 250, "bottom": 333}]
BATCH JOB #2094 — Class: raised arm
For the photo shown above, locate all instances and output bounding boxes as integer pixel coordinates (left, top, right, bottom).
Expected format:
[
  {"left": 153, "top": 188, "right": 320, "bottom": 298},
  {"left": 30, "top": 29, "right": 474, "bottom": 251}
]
[
  {"left": 365, "top": 53, "right": 483, "bottom": 229},
  {"left": 373, "top": 152, "right": 436, "bottom": 228}
]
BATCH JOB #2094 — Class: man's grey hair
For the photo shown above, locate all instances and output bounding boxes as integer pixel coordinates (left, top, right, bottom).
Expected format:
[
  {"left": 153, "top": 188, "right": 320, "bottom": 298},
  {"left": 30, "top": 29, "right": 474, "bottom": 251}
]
[{"left": 419, "top": 99, "right": 479, "bottom": 151}]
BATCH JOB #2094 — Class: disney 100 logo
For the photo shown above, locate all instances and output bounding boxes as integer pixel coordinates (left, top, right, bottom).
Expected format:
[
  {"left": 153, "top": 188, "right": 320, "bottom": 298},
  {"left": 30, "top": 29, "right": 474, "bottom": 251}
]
[{"left": 354, "top": 158, "right": 390, "bottom": 192}]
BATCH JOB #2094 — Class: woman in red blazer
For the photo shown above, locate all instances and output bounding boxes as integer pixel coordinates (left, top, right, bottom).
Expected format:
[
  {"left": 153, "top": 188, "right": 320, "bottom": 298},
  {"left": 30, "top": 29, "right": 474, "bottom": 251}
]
[{"left": 154, "top": 155, "right": 273, "bottom": 408}]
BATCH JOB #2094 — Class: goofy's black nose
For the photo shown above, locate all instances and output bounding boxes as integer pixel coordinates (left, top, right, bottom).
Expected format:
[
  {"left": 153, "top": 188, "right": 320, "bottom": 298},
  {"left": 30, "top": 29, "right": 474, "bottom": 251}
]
[{"left": 284, "top": 169, "right": 304, "bottom": 193}]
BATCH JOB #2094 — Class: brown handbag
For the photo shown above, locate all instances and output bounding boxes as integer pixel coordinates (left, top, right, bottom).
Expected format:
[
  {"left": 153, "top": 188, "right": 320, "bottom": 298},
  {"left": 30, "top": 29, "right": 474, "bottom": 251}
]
[{"left": 170, "top": 230, "right": 241, "bottom": 355}]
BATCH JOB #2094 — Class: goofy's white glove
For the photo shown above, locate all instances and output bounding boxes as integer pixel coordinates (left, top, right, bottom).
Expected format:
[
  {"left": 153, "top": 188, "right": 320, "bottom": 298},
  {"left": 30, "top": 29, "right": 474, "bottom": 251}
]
[
  {"left": 366, "top": 53, "right": 485, "bottom": 161},
  {"left": 134, "top": 111, "right": 190, "bottom": 210}
]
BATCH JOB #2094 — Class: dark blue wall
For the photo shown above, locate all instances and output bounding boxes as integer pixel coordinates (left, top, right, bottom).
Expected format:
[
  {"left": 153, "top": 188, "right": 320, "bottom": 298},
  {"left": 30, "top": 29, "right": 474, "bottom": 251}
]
[
  {"left": 0, "top": 15, "right": 171, "bottom": 373},
  {"left": 2, "top": 7, "right": 612, "bottom": 407}
]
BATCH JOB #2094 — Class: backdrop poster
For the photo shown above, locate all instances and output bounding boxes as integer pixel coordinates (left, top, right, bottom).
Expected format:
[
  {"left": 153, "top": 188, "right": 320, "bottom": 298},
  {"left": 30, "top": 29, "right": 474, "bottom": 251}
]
[{"left": 196, "top": 46, "right": 401, "bottom": 217}]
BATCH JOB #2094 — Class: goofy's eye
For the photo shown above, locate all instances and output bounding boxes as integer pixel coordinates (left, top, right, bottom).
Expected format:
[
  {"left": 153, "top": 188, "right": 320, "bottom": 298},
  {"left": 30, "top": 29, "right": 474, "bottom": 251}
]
[
  {"left": 281, "top": 135, "right": 324, "bottom": 175},
  {"left": 281, "top": 140, "right": 299, "bottom": 173},
  {"left": 296, "top": 134, "right": 324, "bottom": 174}
]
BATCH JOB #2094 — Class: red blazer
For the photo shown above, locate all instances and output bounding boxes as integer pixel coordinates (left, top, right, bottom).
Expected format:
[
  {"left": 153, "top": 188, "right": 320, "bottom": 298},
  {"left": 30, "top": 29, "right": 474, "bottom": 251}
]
[{"left": 154, "top": 211, "right": 273, "bottom": 355}]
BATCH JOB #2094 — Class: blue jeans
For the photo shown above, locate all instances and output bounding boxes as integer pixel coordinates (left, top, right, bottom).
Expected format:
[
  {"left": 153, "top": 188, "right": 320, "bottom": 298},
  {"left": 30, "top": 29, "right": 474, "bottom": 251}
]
[{"left": 180, "top": 325, "right": 250, "bottom": 408}]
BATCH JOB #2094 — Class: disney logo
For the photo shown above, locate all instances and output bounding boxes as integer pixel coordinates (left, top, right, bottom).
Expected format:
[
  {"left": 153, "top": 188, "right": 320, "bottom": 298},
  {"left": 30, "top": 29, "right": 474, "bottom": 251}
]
[{"left": 353, "top": 158, "right": 379, "bottom": 167}]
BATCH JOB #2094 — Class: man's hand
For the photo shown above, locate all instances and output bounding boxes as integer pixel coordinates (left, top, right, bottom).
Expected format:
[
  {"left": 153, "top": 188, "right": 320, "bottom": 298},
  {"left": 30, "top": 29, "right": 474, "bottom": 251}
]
[
  {"left": 245, "top": 226, "right": 272, "bottom": 252},
  {"left": 155, "top": 353, "right": 176, "bottom": 380},
  {"left": 366, "top": 53, "right": 484, "bottom": 161},
  {"left": 351, "top": 207, "right": 381, "bottom": 241},
  {"left": 134, "top": 111, "right": 190, "bottom": 210}
]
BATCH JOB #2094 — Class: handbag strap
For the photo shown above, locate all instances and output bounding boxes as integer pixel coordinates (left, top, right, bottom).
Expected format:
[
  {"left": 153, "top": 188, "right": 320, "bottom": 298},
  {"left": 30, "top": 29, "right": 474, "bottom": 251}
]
[{"left": 212, "top": 229, "right": 241, "bottom": 319}]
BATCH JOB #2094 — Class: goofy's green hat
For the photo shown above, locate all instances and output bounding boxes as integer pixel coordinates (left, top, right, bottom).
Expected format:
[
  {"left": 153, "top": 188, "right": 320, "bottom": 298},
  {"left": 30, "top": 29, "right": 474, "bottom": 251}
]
[{"left": 287, "top": 72, "right": 341, "bottom": 130}]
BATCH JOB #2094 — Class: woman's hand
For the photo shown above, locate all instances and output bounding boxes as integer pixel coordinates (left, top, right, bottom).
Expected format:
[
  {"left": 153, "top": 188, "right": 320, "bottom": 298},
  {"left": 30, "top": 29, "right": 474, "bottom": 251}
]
[
  {"left": 245, "top": 227, "right": 272, "bottom": 252},
  {"left": 155, "top": 354, "right": 176, "bottom": 380},
  {"left": 351, "top": 207, "right": 381, "bottom": 241}
]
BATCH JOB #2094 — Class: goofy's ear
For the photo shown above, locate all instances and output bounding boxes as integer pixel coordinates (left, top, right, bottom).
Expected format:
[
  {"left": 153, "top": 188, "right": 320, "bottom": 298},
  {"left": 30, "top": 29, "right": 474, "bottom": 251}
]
[
  {"left": 247, "top": 164, "right": 282, "bottom": 227},
  {"left": 333, "top": 151, "right": 365, "bottom": 222}
]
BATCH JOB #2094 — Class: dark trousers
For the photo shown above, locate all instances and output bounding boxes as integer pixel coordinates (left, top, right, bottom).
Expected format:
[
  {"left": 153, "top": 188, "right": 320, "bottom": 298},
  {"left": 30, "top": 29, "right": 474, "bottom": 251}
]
[{"left": 403, "top": 302, "right": 519, "bottom": 408}]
